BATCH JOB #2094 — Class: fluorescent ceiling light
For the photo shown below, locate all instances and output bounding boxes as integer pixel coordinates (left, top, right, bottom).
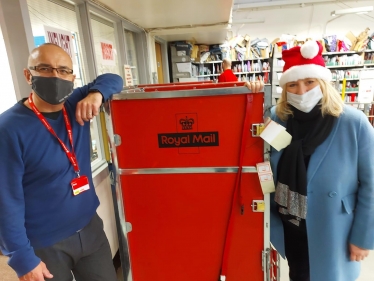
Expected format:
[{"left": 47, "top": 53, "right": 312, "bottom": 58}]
[
  {"left": 331, "top": 6, "right": 373, "bottom": 17},
  {"left": 231, "top": 18, "right": 265, "bottom": 24},
  {"left": 233, "top": 0, "right": 328, "bottom": 11}
]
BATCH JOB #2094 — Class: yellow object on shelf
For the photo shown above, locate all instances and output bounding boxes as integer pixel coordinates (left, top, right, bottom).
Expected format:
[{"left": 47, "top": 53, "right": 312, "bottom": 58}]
[{"left": 341, "top": 78, "right": 346, "bottom": 101}]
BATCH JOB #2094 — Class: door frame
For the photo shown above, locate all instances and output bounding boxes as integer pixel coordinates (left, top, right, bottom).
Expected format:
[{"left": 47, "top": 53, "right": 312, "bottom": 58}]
[{"left": 155, "top": 36, "right": 169, "bottom": 83}]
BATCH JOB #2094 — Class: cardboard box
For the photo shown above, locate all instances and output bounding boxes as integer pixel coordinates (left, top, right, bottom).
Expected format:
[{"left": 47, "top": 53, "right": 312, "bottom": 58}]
[
  {"left": 260, "top": 48, "right": 269, "bottom": 58},
  {"left": 346, "top": 31, "right": 357, "bottom": 51},
  {"left": 190, "top": 45, "right": 199, "bottom": 59},
  {"left": 199, "top": 45, "right": 209, "bottom": 53}
]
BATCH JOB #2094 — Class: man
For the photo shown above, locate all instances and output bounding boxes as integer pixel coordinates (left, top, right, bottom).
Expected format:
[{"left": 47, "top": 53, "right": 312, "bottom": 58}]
[
  {"left": 218, "top": 58, "right": 264, "bottom": 92},
  {"left": 0, "top": 43, "right": 123, "bottom": 281},
  {"left": 218, "top": 58, "right": 238, "bottom": 82}
]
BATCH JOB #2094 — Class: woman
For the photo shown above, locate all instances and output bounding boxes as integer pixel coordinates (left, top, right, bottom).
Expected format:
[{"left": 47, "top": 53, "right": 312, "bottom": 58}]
[{"left": 269, "top": 40, "right": 374, "bottom": 281}]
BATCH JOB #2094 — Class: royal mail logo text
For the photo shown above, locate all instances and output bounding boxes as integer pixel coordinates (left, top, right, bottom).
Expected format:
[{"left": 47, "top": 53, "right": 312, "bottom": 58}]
[{"left": 158, "top": 132, "right": 219, "bottom": 148}]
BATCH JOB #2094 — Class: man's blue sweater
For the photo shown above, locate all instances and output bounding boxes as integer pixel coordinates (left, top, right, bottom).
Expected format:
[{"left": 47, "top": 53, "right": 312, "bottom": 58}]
[{"left": 0, "top": 74, "right": 123, "bottom": 276}]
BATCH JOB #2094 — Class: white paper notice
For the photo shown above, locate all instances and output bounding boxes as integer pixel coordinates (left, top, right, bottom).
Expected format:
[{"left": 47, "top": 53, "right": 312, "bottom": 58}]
[
  {"left": 256, "top": 162, "right": 275, "bottom": 194},
  {"left": 44, "top": 26, "right": 76, "bottom": 64},
  {"left": 358, "top": 71, "right": 374, "bottom": 103},
  {"left": 124, "top": 65, "right": 134, "bottom": 86},
  {"left": 260, "top": 120, "right": 292, "bottom": 151},
  {"left": 100, "top": 39, "right": 116, "bottom": 66}
]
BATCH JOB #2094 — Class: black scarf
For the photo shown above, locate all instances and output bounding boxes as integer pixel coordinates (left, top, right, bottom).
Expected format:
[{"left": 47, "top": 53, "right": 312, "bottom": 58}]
[{"left": 274, "top": 104, "right": 336, "bottom": 227}]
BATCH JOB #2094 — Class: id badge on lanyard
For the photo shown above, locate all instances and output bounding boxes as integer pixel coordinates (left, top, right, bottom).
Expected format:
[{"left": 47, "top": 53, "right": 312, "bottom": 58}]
[
  {"left": 71, "top": 176, "right": 90, "bottom": 196},
  {"left": 28, "top": 93, "right": 90, "bottom": 196}
]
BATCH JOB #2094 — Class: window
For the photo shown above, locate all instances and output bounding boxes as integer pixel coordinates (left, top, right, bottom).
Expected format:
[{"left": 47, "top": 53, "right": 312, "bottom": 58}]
[
  {"left": 124, "top": 29, "right": 139, "bottom": 85},
  {"left": 90, "top": 14, "right": 121, "bottom": 76},
  {"left": 90, "top": 118, "right": 103, "bottom": 166},
  {"left": 89, "top": 13, "right": 122, "bottom": 167}
]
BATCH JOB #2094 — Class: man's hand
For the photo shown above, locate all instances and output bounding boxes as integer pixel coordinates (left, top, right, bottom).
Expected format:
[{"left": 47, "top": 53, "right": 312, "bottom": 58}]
[
  {"left": 349, "top": 243, "right": 370, "bottom": 262},
  {"left": 76, "top": 92, "right": 103, "bottom": 126},
  {"left": 19, "top": 261, "right": 53, "bottom": 281},
  {"left": 245, "top": 80, "right": 264, "bottom": 93}
]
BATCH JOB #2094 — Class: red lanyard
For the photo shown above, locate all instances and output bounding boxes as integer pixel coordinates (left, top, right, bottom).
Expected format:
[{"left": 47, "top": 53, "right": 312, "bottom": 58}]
[{"left": 28, "top": 94, "right": 81, "bottom": 177}]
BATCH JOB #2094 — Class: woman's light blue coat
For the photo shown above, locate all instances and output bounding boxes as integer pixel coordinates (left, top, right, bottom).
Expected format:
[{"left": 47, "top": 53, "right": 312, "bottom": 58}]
[{"left": 270, "top": 105, "right": 374, "bottom": 281}]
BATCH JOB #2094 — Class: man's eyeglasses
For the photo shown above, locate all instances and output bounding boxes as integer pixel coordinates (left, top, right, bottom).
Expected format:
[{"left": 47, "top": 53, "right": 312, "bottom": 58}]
[{"left": 29, "top": 66, "right": 74, "bottom": 76}]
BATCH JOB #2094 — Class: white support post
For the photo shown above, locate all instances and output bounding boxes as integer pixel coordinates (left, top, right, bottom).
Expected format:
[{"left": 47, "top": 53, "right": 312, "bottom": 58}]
[{"left": 0, "top": 0, "right": 34, "bottom": 99}]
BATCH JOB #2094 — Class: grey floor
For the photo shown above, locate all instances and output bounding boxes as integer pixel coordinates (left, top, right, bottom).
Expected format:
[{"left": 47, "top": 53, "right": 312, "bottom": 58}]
[
  {"left": 1, "top": 252, "right": 372, "bottom": 281},
  {"left": 279, "top": 251, "right": 374, "bottom": 281}
]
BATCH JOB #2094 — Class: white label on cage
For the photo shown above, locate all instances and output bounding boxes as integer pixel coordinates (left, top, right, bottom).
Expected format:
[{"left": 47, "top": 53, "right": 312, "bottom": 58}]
[{"left": 256, "top": 162, "right": 275, "bottom": 194}]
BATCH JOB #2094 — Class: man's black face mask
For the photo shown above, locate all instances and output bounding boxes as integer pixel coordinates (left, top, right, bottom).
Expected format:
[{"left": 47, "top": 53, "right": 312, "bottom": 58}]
[{"left": 31, "top": 75, "right": 74, "bottom": 105}]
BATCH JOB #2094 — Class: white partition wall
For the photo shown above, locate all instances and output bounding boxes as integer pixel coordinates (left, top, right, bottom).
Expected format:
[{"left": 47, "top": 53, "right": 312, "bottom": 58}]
[{"left": 0, "top": 27, "right": 17, "bottom": 114}]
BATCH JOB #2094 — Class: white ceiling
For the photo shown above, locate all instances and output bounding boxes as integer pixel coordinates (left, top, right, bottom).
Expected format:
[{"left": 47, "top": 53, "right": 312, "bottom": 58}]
[
  {"left": 100, "top": 0, "right": 233, "bottom": 28},
  {"left": 91, "top": 0, "right": 233, "bottom": 44},
  {"left": 231, "top": 0, "right": 374, "bottom": 41},
  {"left": 91, "top": 0, "right": 374, "bottom": 44}
]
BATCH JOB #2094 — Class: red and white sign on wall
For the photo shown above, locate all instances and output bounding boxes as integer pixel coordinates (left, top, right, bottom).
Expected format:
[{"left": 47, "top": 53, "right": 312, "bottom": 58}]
[
  {"left": 44, "top": 26, "right": 76, "bottom": 64},
  {"left": 124, "top": 65, "right": 134, "bottom": 86},
  {"left": 100, "top": 40, "right": 116, "bottom": 66}
]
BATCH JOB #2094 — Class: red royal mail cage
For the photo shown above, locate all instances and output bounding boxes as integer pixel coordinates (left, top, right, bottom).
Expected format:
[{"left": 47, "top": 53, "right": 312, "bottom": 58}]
[{"left": 105, "top": 84, "right": 279, "bottom": 281}]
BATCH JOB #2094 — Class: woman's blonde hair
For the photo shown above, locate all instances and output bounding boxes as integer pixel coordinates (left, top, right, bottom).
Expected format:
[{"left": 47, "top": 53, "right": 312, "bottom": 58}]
[{"left": 275, "top": 79, "right": 344, "bottom": 121}]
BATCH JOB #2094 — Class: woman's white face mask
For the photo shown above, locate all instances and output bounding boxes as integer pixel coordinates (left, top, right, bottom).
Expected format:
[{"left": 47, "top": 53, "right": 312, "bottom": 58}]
[{"left": 287, "top": 86, "right": 323, "bottom": 113}]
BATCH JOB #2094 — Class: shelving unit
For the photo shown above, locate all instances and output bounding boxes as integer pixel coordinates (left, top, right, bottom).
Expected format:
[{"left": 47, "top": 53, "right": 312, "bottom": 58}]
[
  {"left": 340, "top": 91, "right": 359, "bottom": 94},
  {"left": 322, "top": 50, "right": 374, "bottom": 56},
  {"left": 332, "top": 78, "right": 359, "bottom": 81},
  {"left": 327, "top": 65, "right": 364, "bottom": 69},
  {"left": 191, "top": 57, "right": 271, "bottom": 83},
  {"left": 231, "top": 58, "right": 271, "bottom": 83},
  {"left": 191, "top": 60, "right": 221, "bottom": 81},
  {"left": 324, "top": 50, "right": 374, "bottom": 103}
]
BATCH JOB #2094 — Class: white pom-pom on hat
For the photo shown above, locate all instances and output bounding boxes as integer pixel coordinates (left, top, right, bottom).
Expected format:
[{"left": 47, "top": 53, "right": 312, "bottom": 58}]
[{"left": 300, "top": 40, "right": 319, "bottom": 59}]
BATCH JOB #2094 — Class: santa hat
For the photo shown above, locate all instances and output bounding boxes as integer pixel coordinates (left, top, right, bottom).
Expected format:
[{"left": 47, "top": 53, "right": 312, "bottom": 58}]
[{"left": 279, "top": 41, "right": 332, "bottom": 87}]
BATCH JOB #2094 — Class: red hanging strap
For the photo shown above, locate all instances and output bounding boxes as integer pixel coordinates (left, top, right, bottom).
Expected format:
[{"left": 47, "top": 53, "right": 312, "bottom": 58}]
[
  {"left": 220, "top": 94, "right": 253, "bottom": 280},
  {"left": 28, "top": 94, "right": 81, "bottom": 176}
]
